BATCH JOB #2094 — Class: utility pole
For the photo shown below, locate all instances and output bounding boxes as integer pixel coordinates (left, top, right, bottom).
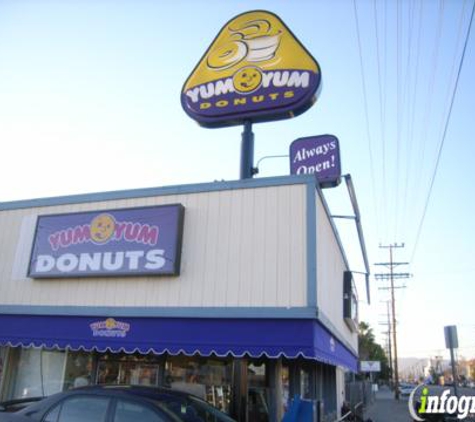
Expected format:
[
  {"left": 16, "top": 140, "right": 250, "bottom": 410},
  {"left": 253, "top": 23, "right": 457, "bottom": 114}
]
[
  {"left": 379, "top": 301, "right": 393, "bottom": 387},
  {"left": 386, "top": 301, "right": 393, "bottom": 386},
  {"left": 375, "top": 243, "right": 410, "bottom": 400}
]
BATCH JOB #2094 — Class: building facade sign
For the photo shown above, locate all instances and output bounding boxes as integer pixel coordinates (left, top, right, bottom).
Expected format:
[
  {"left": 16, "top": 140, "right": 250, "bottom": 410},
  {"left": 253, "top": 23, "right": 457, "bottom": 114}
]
[
  {"left": 181, "top": 10, "right": 321, "bottom": 127},
  {"left": 28, "top": 204, "right": 185, "bottom": 278},
  {"left": 290, "top": 135, "right": 341, "bottom": 188}
]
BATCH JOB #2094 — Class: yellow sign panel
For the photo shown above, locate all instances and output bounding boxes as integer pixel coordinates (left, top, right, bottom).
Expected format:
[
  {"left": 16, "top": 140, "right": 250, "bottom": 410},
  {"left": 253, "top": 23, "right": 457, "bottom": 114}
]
[{"left": 181, "top": 10, "right": 321, "bottom": 127}]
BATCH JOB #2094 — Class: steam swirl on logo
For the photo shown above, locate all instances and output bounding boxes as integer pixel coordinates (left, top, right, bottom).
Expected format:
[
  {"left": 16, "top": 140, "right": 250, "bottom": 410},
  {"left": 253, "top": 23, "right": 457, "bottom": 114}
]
[
  {"left": 206, "top": 18, "right": 281, "bottom": 71},
  {"left": 229, "top": 19, "right": 272, "bottom": 38}
]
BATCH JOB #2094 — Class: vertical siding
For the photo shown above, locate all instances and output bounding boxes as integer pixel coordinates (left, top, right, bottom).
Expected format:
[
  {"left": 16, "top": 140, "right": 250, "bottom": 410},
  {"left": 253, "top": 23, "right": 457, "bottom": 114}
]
[
  {"left": 0, "top": 184, "right": 307, "bottom": 310},
  {"left": 289, "top": 185, "right": 306, "bottom": 306},
  {"left": 251, "top": 187, "right": 267, "bottom": 306},
  {"left": 316, "top": 195, "right": 357, "bottom": 349}
]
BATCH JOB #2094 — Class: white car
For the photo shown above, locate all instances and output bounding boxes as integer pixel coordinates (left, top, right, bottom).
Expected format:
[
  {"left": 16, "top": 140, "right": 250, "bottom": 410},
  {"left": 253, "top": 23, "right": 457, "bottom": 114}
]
[{"left": 399, "top": 383, "right": 416, "bottom": 396}]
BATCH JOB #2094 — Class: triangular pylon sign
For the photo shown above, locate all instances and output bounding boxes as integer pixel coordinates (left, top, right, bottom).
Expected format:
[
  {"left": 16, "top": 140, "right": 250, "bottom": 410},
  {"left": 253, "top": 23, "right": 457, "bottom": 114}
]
[{"left": 181, "top": 10, "right": 322, "bottom": 128}]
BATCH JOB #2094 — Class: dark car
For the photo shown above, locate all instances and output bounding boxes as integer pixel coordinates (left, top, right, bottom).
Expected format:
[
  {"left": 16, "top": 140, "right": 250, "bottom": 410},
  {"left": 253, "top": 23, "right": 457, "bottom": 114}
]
[{"left": 0, "top": 385, "right": 236, "bottom": 422}]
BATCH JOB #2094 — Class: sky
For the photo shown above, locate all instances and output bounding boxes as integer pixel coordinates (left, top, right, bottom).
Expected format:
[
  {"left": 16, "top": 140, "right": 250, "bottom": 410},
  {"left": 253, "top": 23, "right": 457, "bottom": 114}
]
[{"left": 0, "top": 0, "right": 474, "bottom": 363}]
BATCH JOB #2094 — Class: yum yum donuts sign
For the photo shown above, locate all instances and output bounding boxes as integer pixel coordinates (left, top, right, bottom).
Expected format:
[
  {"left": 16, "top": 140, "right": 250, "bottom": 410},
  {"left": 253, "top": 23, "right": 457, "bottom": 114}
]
[
  {"left": 181, "top": 10, "right": 321, "bottom": 127},
  {"left": 28, "top": 205, "right": 184, "bottom": 278}
]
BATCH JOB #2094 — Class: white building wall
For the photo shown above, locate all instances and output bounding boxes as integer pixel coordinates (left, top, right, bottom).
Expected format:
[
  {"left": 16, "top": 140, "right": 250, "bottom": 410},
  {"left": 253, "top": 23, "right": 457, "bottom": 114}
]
[
  {"left": 315, "top": 192, "right": 358, "bottom": 351},
  {"left": 0, "top": 183, "right": 308, "bottom": 310},
  {"left": 336, "top": 367, "right": 346, "bottom": 418}
]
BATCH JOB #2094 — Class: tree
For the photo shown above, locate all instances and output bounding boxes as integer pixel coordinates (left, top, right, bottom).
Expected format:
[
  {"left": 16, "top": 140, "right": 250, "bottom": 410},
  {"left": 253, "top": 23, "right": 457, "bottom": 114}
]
[
  {"left": 467, "top": 359, "right": 475, "bottom": 381},
  {"left": 358, "top": 321, "right": 390, "bottom": 381}
]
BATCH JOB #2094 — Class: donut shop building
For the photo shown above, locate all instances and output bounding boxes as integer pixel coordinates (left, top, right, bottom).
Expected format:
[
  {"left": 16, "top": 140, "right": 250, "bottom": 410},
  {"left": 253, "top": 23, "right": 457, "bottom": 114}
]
[{"left": 0, "top": 174, "right": 359, "bottom": 421}]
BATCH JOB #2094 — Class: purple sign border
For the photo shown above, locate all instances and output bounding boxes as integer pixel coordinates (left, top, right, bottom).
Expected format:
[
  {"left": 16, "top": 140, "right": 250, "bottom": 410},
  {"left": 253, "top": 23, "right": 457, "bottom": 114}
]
[
  {"left": 181, "top": 72, "right": 321, "bottom": 128},
  {"left": 28, "top": 204, "right": 185, "bottom": 279}
]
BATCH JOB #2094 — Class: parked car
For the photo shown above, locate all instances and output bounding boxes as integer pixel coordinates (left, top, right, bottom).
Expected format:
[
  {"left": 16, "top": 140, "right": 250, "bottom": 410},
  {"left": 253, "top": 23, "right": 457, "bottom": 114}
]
[
  {"left": 0, "top": 385, "right": 236, "bottom": 422},
  {"left": 0, "top": 398, "right": 44, "bottom": 414},
  {"left": 398, "top": 382, "right": 416, "bottom": 396}
]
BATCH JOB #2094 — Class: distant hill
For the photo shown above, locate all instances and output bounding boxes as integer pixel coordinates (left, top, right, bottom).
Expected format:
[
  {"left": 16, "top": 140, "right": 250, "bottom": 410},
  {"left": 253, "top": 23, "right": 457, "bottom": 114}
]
[{"left": 397, "top": 357, "right": 451, "bottom": 381}]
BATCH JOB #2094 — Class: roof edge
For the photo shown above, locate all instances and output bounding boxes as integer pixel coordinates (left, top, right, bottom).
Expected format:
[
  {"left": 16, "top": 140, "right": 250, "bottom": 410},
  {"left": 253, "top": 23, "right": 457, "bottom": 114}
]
[{"left": 0, "top": 174, "right": 316, "bottom": 211}]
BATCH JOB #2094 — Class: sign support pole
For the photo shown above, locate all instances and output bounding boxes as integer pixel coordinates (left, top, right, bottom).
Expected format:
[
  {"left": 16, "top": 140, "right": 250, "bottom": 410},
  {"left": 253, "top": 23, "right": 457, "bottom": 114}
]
[
  {"left": 234, "top": 119, "right": 253, "bottom": 421},
  {"left": 445, "top": 325, "right": 459, "bottom": 398},
  {"left": 240, "top": 120, "right": 254, "bottom": 179},
  {"left": 449, "top": 346, "right": 459, "bottom": 398}
]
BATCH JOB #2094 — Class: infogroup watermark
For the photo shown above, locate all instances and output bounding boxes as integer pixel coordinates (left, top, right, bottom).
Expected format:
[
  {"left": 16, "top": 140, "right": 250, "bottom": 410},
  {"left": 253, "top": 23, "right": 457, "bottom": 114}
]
[{"left": 409, "top": 384, "right": 475, "bottom": 420}]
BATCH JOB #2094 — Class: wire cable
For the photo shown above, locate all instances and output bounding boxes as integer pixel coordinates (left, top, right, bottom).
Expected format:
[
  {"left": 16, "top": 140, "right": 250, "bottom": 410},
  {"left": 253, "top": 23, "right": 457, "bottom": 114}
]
[
  {"left": 353, "top": 0, "right": 379, "bottom": 243},
  {"left": 436, "top": 0, "right": 470, "bottom": 153},
  {"left": 410, "top": 0, "right": 475, "bottom": 264},
  {"left": 411, "top": 0, "right": 445, "bottom": 237},
  {"left": 397, "top": 0, "right": 416, "bottom": 241},
  {"left": 374, "top": 0, "right": 385, "bottom": 243},
  {"left": 395, "top": 0, "right": 402, "bottom": 240},
  {"left": 383, "top": 0, "right": 389, "bottom": 242},
  {"left": 401, "top": 0, "right": 424, "bottom": 243}
]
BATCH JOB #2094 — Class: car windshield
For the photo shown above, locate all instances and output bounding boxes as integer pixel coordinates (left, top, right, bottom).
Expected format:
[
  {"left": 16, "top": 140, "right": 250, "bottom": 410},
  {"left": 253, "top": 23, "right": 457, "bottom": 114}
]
[{"left": 153, "top": 394, "right": 235, "bottom": 422}]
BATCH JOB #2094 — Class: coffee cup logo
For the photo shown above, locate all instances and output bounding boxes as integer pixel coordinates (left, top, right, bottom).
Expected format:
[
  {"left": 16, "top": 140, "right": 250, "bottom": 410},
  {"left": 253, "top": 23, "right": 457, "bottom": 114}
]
[
  {"left": 181, "top": 10, "right": 321, "bottom": 128},
  {"left": 206, "top": 19, "right": 281, "bottom": 70}
]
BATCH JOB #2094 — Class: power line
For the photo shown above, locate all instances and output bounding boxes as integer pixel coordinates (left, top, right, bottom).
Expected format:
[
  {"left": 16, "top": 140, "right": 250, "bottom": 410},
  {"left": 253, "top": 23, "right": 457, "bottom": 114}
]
[
  {"left": 401, "top": 0, "right": 424, "bottom": 244},
  {"left": 406, "top": 0, "right": 445, "bottom": 247},
  {"left": 382, "top": 0, "right": 389, "bottom": 242},
  {"left": 410, "top": 0, "right": 475, "bottom": 264},
  {"left": 395, "top": 0, "right": 402, "bottom": 239},
  {"left": 353, "top": 1, "right": 474, "bottom": 255},
  {"left": 373, "top": 0, "right": 386, "bottom": 243},
  {"left": 353, "top": 0, "right": 380, "bottom": 243},
  {"left": 399, "top": 0, "right": 419, "bottom": 242}
]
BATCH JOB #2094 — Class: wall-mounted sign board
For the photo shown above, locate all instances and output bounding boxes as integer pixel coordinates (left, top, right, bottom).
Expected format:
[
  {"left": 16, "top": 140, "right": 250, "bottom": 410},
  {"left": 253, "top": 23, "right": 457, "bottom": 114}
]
[{"left": 29, "top": 205, "right": 185, "bottom": 278}]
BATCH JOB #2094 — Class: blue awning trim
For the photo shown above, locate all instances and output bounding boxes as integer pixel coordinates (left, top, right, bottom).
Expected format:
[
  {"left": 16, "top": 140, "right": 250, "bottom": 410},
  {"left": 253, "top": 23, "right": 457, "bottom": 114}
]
[{"left": 0, "top": 314, "right": 358, "bottom": 371}]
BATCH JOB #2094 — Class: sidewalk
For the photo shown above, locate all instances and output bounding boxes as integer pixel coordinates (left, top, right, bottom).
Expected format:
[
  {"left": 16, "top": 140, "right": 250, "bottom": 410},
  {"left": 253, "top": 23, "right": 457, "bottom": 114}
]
[{"left": 364, "top": 386, "right": 412, "bottom": 422}]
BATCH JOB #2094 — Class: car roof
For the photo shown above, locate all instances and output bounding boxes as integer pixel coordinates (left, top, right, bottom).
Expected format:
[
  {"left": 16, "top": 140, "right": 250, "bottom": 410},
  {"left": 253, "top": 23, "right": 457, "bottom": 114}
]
[
  {"left": 15, "top": 385, "right": 199, "bottom": 416},
  {"left": 70, "top": 385, "right": 196, "bottom": 401}
]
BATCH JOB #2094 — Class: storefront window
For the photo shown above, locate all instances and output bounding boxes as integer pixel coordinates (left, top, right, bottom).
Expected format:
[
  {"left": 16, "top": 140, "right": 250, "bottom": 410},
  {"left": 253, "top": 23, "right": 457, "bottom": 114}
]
[
  {"left": 6, "top": 348, "right": 66, "bottom": 399},
  {"left": 97, "top": 353, "right": 159, "bottom": 386},
  {"left": 321, "top": 364, "right": 336, "bottom": 417},
  {"left": 281, "top": 365, "right": 290, "bottom": 415},
  {"left": 164, "top": 355, "right": 232, "bottom": 414},
  {"left": 63, "top": 351, "right": 95, "bottom": 389},
  {"left": 300, "top": 367, "right": 312, "bottom": 400},
  {"left": 248, "top": 361, "right": 269, "bottom": 422},
  {"left": 0, "top": 347, "right": 6, "bottom": 396}
]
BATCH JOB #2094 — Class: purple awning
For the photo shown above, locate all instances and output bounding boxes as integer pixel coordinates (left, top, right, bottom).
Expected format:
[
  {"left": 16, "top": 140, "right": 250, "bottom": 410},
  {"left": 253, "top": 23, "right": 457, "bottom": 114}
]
[{"left": 0, "top": 314, "right": 357, "bottom": 371}]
